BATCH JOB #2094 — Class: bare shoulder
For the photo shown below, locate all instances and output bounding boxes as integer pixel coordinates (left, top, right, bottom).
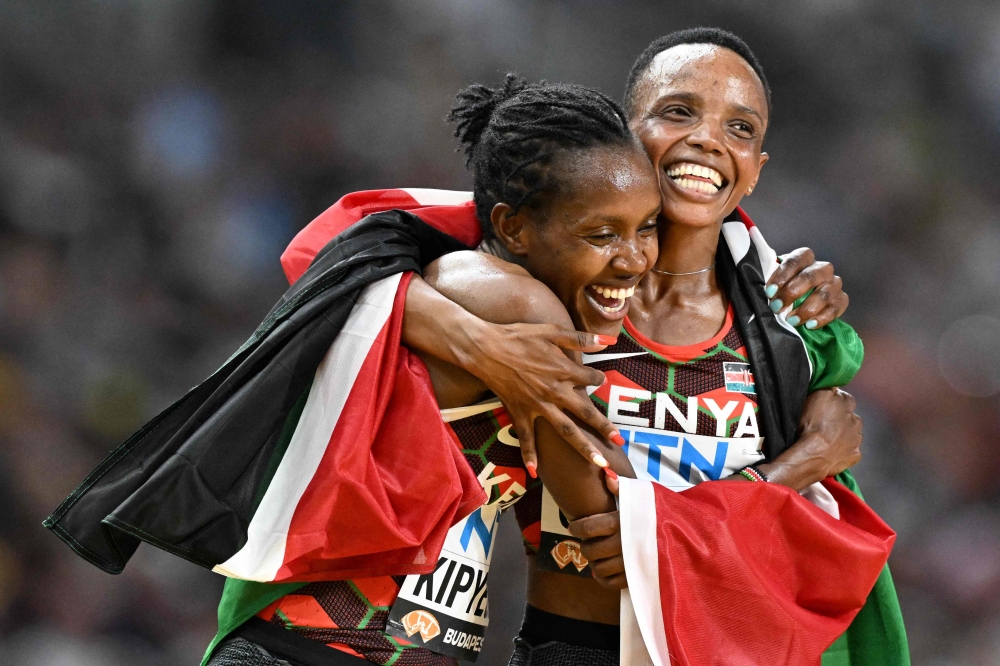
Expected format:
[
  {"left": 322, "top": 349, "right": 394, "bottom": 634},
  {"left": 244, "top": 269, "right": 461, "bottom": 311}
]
[{"left": 423, "top": 251, "right": 572, "bottom": 328}]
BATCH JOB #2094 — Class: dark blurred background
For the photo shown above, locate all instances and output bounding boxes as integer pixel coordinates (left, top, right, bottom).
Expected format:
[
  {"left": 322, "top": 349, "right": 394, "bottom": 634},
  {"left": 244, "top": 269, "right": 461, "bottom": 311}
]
[{"left": 1, "top": 1, "right": 999, "bottom": 664}]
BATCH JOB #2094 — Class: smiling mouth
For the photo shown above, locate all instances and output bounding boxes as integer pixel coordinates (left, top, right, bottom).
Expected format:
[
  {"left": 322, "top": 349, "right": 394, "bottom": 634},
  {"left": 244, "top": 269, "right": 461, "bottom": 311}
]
[
  {"left": 665, "top": 162, "right": 727, "bottom": 195},
  {"left": 585, "top": 285, "right": 635, "bottom": 316}
]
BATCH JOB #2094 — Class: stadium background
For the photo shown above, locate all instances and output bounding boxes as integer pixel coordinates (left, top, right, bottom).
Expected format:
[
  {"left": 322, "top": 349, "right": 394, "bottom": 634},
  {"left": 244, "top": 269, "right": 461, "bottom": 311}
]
[{"left": 2, "top": 1, "right": 999, "bottom": 664}]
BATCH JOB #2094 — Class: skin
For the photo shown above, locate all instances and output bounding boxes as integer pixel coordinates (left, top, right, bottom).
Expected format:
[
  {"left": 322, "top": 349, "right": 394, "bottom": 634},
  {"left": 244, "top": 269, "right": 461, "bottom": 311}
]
[
  {"left": 415, "top": 145, "right": 661, "bottom": 413},
  {"left": 529, "top": 44, "right": 864, "bottom": 622}
]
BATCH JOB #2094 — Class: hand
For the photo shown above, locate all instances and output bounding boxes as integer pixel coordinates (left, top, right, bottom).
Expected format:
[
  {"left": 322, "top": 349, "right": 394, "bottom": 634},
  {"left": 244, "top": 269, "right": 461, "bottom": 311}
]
[
  {"left": 759, "top": 388, "right": 862, "bottom": 491},
  {"left": 568, "top": 472, "right": 627, "bottom": 589},
  {"left": 464, "top": 321, "right": 622, "bottom": 474},
  {"left": 766, "top": 248, "right": 848, "bottom": 329}
]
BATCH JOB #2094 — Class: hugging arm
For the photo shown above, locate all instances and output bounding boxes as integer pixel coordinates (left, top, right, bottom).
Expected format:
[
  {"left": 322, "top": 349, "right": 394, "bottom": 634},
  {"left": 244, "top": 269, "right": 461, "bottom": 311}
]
[
  {"left": 406, "top": 257, "right": 620, "bottom": 470},
  {"left": 767, "top": 248, "right": 849, "bottom": 328},
  {"left": 569, "top": 387, "right": 864, "bottom": 589},
  {"left": 403, "top": 246, "right": 847, "bottom": 465}
]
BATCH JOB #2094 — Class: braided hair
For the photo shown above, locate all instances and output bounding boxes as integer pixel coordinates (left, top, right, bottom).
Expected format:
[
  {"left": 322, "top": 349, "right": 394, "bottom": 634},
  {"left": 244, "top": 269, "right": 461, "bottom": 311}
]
[{"left": 447, "top": 73, "right": 635, "bottom": 242}]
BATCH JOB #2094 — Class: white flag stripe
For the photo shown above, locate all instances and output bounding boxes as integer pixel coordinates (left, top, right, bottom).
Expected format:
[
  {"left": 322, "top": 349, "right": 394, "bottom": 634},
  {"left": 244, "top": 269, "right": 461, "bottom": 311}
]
[
  {"left": 400, "top": 188, "right": 474, "bottom": 206},
  {"left": 213, "top": 273, "right": 403, "bottom": 581},
  {"left": 619, "top": 478, "right": 670, "bottom": 666},
  {"left": 620, "top": 590, "right": 656, "bottom": 666}
]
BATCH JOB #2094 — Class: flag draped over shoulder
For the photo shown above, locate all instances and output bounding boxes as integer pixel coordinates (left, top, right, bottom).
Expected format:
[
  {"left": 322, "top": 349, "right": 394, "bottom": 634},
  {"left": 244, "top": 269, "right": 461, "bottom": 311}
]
[
  {"left": 44, "top": 210, "right": 485, "bottom": 582},
  {"left": 279, "top": 188, "right": 908, "bottom": 664}
]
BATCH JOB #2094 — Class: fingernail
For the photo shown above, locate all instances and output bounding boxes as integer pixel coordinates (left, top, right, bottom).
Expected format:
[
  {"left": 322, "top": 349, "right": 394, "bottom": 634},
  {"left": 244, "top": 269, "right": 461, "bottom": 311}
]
[
  {"left": 805, "top": 319, "right": 818, "bottom": 329},
  {"left": 768, "top": 299, "right": 783, "bottom": 313},
  {"left": 596, "top": 335, "right": 618, "bottom": 345},
  {"left": 610, "top": 432, "right": 625, "bottom": 446},
  {"left": 786, "top": 315, "right": 800, "bottom": 327},
  {"left": 765, "top": 284, "right": 778, "bottom": 298},
  {"left": 601, "top": 375, "right": 608, "bottom": 386},
  {"left": 605, "top": 468, "right": 619, "bottom": 480},
  {"left": 526, "top": 462, "right": 537, "bottom": 479},
  {"left": 591, "top": 453, "right": 609, "bottom": 468}
]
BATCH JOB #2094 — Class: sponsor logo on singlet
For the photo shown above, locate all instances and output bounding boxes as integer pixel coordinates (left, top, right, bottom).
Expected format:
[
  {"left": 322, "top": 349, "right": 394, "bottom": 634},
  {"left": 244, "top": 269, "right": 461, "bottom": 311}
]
[
  {"left": 387, "top": 434, "right": 527, "bottom": 661},
  {"left": 401, "top": 610, "right": 441, "bottom": 642}
]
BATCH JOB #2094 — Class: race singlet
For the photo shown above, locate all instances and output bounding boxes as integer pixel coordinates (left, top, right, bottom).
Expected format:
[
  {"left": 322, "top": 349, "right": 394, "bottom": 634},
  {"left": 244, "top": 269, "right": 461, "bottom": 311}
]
[{"left": 386, "top": 403, "right": 526, "bottom": 661}]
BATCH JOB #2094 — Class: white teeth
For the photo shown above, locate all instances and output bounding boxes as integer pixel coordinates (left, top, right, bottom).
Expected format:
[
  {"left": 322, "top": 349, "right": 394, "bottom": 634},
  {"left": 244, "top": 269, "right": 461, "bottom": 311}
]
[
  {"left": 590, "top": 285, "right": 636, "bottom": 305},
  {"left": 674, "top": 177, "right": 719, "bottom": 194},
  {"left": 666, "top": 162, "right": 723, "bottom": 188}
]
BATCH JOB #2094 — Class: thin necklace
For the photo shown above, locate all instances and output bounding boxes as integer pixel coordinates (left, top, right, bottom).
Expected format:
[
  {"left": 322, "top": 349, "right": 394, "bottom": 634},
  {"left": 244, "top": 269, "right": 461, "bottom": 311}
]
[{"left": 650, "top": 262, "right": 715, "bottom": 276}]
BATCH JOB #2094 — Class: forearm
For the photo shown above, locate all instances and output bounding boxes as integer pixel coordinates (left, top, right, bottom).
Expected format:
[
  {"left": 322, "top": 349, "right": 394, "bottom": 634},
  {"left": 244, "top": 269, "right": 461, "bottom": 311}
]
[
  {"left": 534, "top": 414, "right": 633, "bottom": 520},
  {"left": 754, "top": 436, "right": 829, "bottom": 492},
  {"left": 402, "top": 274, "right": 486, "bottom": 374}
]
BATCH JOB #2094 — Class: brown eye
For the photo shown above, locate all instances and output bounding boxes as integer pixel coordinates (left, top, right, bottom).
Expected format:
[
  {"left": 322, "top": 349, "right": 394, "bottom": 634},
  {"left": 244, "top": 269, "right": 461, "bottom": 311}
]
[
  {"left": 731, "top": 121, "right": 755, "bottom": 138},
  {"left": 660, "top": 105, "right": 691, "bottom": 118}
]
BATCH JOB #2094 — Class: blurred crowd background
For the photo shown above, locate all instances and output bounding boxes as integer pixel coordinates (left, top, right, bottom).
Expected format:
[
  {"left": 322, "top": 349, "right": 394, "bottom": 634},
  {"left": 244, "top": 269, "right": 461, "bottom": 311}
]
[{"left": 1, "top": 1, "right": 999, "bottom": 664}]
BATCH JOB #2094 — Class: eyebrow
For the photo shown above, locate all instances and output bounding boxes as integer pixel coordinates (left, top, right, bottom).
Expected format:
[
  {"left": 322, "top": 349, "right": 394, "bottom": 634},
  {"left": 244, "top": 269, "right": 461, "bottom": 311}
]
[
  {"left": 733, "top": 104, "right": 764, "bottom": 123},
  {"left": 652, "top": 91, "right": 764, "bottom": 123}
]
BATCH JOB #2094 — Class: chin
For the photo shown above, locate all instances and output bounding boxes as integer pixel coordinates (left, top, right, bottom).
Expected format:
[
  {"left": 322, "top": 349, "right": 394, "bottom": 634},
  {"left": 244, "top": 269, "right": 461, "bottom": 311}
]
[{"left": 660, "top": 199, "right": 727, "bottom": 228}]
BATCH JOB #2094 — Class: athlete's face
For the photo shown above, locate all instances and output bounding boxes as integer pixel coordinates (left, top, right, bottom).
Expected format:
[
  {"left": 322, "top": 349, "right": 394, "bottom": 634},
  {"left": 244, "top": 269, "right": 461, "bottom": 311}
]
[
  {"left": 629, "top": 44, "right": 769, "bottom": 229},
  {"left": 493, "top": 145, "right": 661, "bottom": 338}
]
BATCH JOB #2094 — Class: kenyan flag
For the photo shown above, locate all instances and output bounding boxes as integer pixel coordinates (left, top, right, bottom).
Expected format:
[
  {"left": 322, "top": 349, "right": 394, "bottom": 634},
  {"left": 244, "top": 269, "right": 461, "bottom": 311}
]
[{"left": 44, "top": 210, "right": 484, "bottom": 583}]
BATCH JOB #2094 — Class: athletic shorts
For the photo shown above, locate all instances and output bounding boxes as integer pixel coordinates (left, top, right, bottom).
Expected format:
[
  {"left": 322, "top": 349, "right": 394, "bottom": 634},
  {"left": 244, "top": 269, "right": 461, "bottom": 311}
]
[{"left": 507, "top": 605, "right": 619, "bottom": 666}]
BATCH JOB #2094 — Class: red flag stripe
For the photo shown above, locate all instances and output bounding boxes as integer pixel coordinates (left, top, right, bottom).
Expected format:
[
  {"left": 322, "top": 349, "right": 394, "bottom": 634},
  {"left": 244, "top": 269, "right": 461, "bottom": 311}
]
[{"left": 212, "top": 273, "right": 406, "bottom": 581}]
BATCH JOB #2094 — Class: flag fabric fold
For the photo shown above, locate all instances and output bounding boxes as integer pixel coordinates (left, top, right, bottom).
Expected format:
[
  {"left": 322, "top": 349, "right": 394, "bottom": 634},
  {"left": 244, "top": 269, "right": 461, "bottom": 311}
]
[
  {"left": 619, "top": 477, "right": 895, "bottom": 666},
  {"left": 44, "top": 210, "right": 483, "bottom": 582}
]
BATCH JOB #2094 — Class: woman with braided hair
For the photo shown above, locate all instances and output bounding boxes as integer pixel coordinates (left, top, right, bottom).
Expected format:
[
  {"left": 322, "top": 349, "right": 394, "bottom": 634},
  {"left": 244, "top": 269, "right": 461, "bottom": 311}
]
[
  {"left": 201, "top": 77, "right": 668, "bottom": 666},
  {"left": 297, "top": 29, "right": 904, "bottom": 666},
  {"left": 202, "top": 46, "right": 893, "bottom": 664}
]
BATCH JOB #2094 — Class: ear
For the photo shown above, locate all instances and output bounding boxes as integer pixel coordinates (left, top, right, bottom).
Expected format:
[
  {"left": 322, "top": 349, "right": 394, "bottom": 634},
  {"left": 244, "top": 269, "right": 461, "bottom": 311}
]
[
  {"left": 747, "top": 151, "right": 769, "bottom": 193},
  {"left": 490, "top": 202, "right": 530, "bottom": 256}
]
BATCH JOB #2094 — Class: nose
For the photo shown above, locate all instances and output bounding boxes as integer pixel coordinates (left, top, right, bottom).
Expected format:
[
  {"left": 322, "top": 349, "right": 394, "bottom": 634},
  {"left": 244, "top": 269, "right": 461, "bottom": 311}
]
[
  {"left": 610, "top": 236, "right": 649, "bottom": 275},
  {"left": 685, "top": 119, "right": 725, "bottom": 155}
]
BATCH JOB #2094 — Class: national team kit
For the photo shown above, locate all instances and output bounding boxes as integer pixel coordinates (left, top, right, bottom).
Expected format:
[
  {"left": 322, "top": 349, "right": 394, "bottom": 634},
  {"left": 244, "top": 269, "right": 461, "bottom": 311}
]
[
  {"left": 209, "top": 305, "right": 766, "bottom": 665},
  {"left": 44, "top": 189, "right": 904, "bottom": 666}
]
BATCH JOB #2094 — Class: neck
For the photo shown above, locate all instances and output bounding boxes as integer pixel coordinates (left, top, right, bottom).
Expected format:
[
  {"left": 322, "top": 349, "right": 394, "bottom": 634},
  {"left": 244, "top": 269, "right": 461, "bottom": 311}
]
[
  {"left": 478, "top": 238, "right": 520, "bottom": 264},
  {"left": 642, "top": 217, "right": 721, "bottom": 301}
]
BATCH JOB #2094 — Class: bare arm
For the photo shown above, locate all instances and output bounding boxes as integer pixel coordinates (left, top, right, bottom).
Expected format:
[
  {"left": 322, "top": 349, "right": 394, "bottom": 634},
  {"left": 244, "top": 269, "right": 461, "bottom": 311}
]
[
  {"left": 404, "top": 254, "right": 622, "bottom": 471},
  {"left": 569, "top": 387, "right": 865, "bottom": 589}
]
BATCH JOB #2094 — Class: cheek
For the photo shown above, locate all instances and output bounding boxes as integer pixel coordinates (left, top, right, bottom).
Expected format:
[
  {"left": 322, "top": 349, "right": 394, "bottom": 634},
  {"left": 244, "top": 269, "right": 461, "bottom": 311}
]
[
  {"left": 730, "top": 144, "right": 763, "bottom": 184},
  {"left": 642, "top": 237, "right": 659, "bottom": 265}
]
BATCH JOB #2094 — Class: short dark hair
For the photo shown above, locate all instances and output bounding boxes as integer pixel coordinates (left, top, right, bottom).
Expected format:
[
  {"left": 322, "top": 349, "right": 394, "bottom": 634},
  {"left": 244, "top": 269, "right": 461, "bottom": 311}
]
[
  {"left": 447, "top": 73, "right": 635, "bottom": 241},
  {"left": 623, "top": 27, "right": 771, "bottom": 119}
]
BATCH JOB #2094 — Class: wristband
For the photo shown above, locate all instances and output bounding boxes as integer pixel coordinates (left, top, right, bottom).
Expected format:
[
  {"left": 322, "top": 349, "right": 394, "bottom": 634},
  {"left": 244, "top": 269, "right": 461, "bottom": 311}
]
[{"left": 738, "top": 465, "right": 768, "bottom": 483}]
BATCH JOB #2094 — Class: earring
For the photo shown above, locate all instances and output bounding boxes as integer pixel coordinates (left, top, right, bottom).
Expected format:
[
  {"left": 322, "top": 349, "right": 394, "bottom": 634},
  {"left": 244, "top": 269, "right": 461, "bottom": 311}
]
[{"left": 746, "top": 185, "right": 754, "bottom": 195}]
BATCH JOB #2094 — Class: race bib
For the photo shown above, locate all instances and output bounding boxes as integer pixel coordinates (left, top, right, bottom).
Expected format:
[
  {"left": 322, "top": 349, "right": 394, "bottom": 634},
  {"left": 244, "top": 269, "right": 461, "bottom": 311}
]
[
  {"left": 537, "top": 428, "right": 764, "bottom": 576},
  {"left": 386, "top": 459, "right": 526, "bottom": 661},
  {"left": 618, "top": 426, "right": 764, "bottom": 488},
  {"left": 535, "top": 486, "right": 592, "bottom": 577}
]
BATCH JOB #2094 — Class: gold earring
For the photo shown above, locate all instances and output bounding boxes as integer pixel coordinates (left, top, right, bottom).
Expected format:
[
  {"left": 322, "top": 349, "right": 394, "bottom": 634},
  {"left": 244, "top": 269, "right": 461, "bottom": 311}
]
[{"left": 746, "top": 185, "right": 754, "bottom": 195}]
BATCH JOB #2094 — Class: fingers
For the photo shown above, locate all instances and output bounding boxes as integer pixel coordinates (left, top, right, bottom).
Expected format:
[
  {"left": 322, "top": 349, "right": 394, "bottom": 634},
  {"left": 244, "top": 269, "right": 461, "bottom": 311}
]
[
  {"left": 766, "top": 247, "right": 815, "bottom": 297},
  {"left": 512, "top": 415, "right": 538, "bottom": 478},
  {"left": 579, "top": 533, "right": 623, "bottom": 562},
  {"left": 785, "top": 274, "right": 841, "bottom": 328},
  {"left": 591, "top": 571, "right": 628, "bottom": 590},
  {"left": 563, "top": 394, "right": 622, "bottom": 446},
  {"left": 546, "top": 326, "right": 618, "bottom": 353},
  {"left": 568, "top": 512, "right": 620, "bottom": 541},
  {"left": 834, "top": 388, "right": 857, "bottom": 411},
  {"left": 543, "top": 409, "right": 608, "bottom": 468},
  {"left": 589, "top": 555, "right": 626, "bottom": 581},
  {"left": 775, "top": 263, "right": 833, "bottom": 315},
  {"left": 605, "top": 470, "right": 620, "bottom": 496}
]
